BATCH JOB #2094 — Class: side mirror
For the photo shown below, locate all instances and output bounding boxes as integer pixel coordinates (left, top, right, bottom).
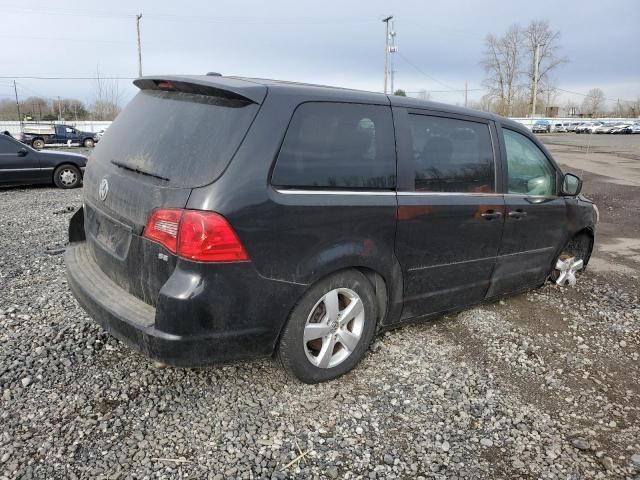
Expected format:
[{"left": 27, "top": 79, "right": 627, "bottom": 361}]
[
  {"left": 561, "top": 173, "right": 582, "bottom": 196},
  {"left": 17, "top": 147, "right": 28, "bottom": 157}
]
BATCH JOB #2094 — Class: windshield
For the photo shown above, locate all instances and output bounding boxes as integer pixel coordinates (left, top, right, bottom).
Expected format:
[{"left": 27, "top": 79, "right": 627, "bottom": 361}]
[{"left": 92, "top": 89, "right": 260, "bottom": 188}]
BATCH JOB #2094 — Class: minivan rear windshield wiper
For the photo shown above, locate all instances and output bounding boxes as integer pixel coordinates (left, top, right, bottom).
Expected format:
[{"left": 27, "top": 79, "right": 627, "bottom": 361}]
[{"left": 111, "top": 160, "right": 170, "bottom": 182}]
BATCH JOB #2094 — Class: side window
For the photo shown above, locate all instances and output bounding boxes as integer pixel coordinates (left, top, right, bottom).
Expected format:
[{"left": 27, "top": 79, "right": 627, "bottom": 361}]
[
  {"left": 271, "top": 102, "right": 396, "bottom": 189},
  {"left": 503, "top": 129, "right": 556, "bottom": 196},
  {"left": 407, "top": 114, "right": 495, "bottom": 193}
]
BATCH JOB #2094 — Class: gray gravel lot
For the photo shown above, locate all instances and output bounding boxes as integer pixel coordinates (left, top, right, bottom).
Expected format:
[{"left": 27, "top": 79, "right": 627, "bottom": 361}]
[
  {"left": 539, "top": 133, "right": 640, "bottom": 160},
  {"left": 1, "top": 141, "right": 640, "bottom": 479}
]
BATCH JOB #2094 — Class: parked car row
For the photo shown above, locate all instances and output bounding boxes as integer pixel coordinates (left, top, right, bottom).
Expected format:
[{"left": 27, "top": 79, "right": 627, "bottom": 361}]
[
  {"left": 527, "top": 120, "right": 640, "bottom": 135},
  {"left": 575, "top": 121, "right": 640, "bottom": 134}
]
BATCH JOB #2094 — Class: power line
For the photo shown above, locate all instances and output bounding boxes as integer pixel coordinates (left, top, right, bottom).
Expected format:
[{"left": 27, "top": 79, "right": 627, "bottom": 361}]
[
  {"left": 2, "top": 7, "right": 378, "bottom": 24},
  {"left": 1, "top": 6, "right": 135, "bottom": 19},
  {"left": 0, "top": 34, "right": 135, "bottom": 44},
  {"left": 0, "top": 76, "right": 135, "bottom": 80},
  {"left": 14, "top": 82, "right": 47, "bottom": 99},
  {"left": 395, "top": 52, "right": 461, "bottom": 91},
  {"left": 404, "top": 88, "right": 483, "bottom": 94},
  {"left": 556, "top": 87, "right": 636, "bottom": 104}
]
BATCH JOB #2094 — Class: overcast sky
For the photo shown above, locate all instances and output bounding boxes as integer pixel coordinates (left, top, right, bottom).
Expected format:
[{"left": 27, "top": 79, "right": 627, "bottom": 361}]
[{"left": 1, "top": 0, "right": 638, "bottom": 110}]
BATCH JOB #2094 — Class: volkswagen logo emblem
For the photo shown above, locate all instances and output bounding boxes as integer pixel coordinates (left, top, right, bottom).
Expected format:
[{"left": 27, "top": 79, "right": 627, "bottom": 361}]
[{"left": 99, "top": 178, "right": 109, "bottom": 201}]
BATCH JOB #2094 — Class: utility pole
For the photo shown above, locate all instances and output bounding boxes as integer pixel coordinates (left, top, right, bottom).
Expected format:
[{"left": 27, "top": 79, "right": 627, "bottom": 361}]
[
  {"left": 57, "top": 96, "right": 63, "bottom": 121},
  {"left": 531, "top": 43, "right": 540, "bottom": 117},
  {"left": 389, "top": 20, "right": 397, "bottom": 94},
  {"left": 382, "top": 16, "right": 392, "bottom": 94},
  {"left": 464, "top": 81, "right": 468, "bottom": 108},
  {"left": 136, "top": 13, "right": 143, "bottom": 77},
  {"left": 13, "top": 81, "right": 22, "bottom": 129},
  {"left": 546, "top": 87, "right": 552, "bottom": 117}
]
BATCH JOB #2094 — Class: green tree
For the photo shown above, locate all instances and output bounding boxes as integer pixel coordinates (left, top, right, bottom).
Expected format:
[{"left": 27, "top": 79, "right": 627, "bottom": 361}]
[{"left": 394, "top": 89, "right": 407, "bottom": 97}]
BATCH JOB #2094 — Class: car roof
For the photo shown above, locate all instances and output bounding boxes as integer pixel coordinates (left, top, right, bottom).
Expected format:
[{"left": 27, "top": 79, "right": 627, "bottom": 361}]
[
  {"left": 236, "top": 76, "right": 503, "bottom": 120},
  {"left": 136, "top": 74, "right": 503, "bottom": 122}
]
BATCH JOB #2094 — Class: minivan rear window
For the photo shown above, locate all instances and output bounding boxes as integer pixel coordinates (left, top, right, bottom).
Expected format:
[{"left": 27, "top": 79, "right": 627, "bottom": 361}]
[
  {"left": 271, "top": 102, "right": 396, "bottom": 190},
  {"left": 93, "top": 90, "right": 259, "bottom": 188}
]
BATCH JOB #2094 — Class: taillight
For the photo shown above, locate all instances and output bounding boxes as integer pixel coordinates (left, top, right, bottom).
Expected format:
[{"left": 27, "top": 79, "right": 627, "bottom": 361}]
[
  {"left": 143, "top": 209, "right": 182, "bottom": 253},
  {"left": 178, "top": 211, "right": 249, "bottom": 262},
  {"left": 143, "top": 209, "right": 248, "bottom": 263}
]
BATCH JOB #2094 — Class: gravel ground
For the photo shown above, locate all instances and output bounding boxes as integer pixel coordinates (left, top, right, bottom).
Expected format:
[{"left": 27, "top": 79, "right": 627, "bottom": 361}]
[
  {"left": 538, "top": 133, "right": 640, "bottom": 160},
  {"left": 1, "top": 170, "right": 639, "bottom": 478}
]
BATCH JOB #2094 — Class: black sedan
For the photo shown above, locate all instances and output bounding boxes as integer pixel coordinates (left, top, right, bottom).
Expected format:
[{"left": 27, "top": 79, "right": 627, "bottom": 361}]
[{"left": 0, "top": 132, "right": 87, "bottom": 188}]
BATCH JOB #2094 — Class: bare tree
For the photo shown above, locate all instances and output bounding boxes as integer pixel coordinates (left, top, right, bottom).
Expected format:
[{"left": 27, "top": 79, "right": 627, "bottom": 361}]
[
  {"left": 523, "top": 20, "right": 567, "bottom": 112},
  {"left": 564, "top": 98, "right": 579, "bottom": 117},
  {"left": 468, "top": 93, "right": 496, "bottom": 112},
  {"left": 91, "top": 66, "right": 122, "bottom": 120},
  {"left": 629, "top": 96, "right": 640, "bottom": 118},
  {"left": 581, "top": 88, "right": 605, "bottom": 117},
  {"left": 19, "top": 96, "right": 48, "bottom": 121},
  {"left": 481, "top": 24, "right": 524, "bottom": 116}
]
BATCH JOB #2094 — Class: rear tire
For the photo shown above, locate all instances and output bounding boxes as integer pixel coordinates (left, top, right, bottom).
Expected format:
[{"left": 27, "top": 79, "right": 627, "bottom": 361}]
[
  {"left": 32, "top": 138, "right": 45, "bottom": 150},
  {"left": 53, "top": 164, "right": 82, "bottom": 189},
  {"left": 278, "top": 270, "right": 377, "bottom": 383},
  {"left": 83, "top": 138, "right": 95, "bottom": 148}
]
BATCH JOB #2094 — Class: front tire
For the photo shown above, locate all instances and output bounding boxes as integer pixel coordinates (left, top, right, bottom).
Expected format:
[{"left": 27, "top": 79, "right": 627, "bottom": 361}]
[
  {"left": 53, "top": 164, "right": 82, "bottom": 189},
  {"left": 278, "top": 270, "right": 377, "bottom": 383},
  {"left": 83, "top": 138, "right": 95, "bottom": 148},
  {"left": 550, "top": 233, "right": 593, "bottom": 284}
]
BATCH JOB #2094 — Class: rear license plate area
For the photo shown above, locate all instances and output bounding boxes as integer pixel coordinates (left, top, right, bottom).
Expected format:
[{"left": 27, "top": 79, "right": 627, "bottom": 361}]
[{"left": 86, "top": 204, "right": 132, "bottom": 260}]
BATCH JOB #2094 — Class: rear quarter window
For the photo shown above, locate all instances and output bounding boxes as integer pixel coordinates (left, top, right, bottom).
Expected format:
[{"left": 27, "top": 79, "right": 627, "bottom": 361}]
[{"left": 271, "top": 102, "right": 396, "bottom": 190}]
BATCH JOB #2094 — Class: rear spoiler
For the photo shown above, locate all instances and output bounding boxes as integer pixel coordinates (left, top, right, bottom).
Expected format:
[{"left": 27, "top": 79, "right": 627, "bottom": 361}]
[{"left": 133, "top": 75, "right": 267, "bottom": 105}]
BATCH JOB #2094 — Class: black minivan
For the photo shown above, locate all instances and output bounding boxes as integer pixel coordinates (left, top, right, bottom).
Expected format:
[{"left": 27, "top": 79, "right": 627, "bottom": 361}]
[{"left": 66, "top": 75, "right": 597, "bottom": 383}]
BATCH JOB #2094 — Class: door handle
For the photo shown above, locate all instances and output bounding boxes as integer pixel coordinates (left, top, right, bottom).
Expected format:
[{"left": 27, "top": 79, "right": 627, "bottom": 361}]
[
  {"left": 508, "top": 209, "right": 528, "bottom": 219},
  {"left": 481, "top": 210, "right": 503, "bottom": 220}
]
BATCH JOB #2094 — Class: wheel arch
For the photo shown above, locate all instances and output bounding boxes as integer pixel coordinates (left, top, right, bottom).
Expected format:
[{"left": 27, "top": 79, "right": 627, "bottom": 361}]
[
  {"left": 271, "top": 262, "right": 402, "bottom": 356},
  {"left": 569, "top": 227, "right": 595, "bottom": 268},
  {"left": 551, "top": 226, "right": 595, "bottom": 279}
]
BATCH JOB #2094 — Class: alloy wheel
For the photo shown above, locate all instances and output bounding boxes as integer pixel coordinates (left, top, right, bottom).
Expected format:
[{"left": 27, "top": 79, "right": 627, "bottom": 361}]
[
  {"left": 59, "top": 168, "right": 78, "bottom": 187},
  {"left": 303, "top": 288, "right": 365, "bottom": 369}
]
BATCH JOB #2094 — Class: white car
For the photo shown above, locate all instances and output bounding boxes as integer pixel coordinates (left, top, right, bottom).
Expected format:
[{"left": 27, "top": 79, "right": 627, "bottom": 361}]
[
  {"left": 610, "top": 123, "right": 633, "bottom": 134},
  {"left": 575, "top": 122, "right": 601, "bottom": 134},
  {"left": 594, "top": 123, "right": 623, "bottom": 134},
  {"left": 565, "top": 122, "right": 581, "bottom": 132},
  {"left": 551, "top": 122, "right": 567, "bottom": 133}
]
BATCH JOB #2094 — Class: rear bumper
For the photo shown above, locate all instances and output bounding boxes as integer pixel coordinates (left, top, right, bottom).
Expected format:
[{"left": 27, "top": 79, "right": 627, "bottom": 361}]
[{"left": 65, "top": 241, "right": 302, "bottom": 366}]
